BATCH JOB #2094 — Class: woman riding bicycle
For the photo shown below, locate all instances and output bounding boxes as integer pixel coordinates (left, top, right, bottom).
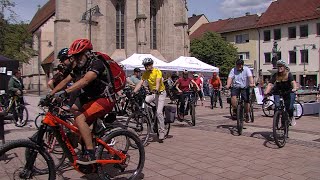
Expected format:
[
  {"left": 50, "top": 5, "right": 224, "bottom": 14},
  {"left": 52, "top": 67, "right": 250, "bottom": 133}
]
[
  {"left": 175, "top": 70, "right": 199, "bottom": 120},
  {"left": 209, "top": 72, "right": 223, "bottom": 108},
  {"left": 264, "top": 60, "right": 298, "bottom": 125}
]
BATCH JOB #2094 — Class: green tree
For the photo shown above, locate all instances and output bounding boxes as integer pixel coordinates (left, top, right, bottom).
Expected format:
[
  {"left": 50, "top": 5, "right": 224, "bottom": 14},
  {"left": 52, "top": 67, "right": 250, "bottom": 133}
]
[
  {"left": 190, "top": 32, "right": 238, "bottom": 77},
  {"left": 0, "top": 0, "right": 34, "bottom": 63}
]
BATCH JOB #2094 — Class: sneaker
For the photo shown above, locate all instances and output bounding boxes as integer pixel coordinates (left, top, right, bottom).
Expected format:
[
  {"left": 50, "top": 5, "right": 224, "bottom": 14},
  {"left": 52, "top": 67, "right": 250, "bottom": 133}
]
[
  {"left": 232, "top": 109, "right": 237, "bottom": 117},
  {"left": 177, "top": 114, "right": 184, "bottom": 122},
  {"left": 245, "top": 114, "right": 250, "bottom": 123},
  {"left": 158, "top": 131, "right": 165, "bottom": 143},
  {"left": 15, "top": 122, "right": 22, "bottom": 127},
  {"left": 290, "top": 117, "right": 296, "bottom": 126}
]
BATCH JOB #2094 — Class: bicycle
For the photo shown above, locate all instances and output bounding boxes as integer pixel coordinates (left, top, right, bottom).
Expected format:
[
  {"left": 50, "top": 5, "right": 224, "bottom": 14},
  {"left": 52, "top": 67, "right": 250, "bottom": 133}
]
[
  {"left": 210, "top": 89, "right": 221, "bottom": 109},
  {"left": 176, "top": 91, "right": 196, "bottom": 126},
  {"left": 272, "top": 91, "right": 295, "bottom": 148},
  {"left": 0, "top": 93, "right": 29, "bottom": 127},
  {"left": 125, "top": 90, "right": 170, "bottom": 146},
  {"left": 0, "top": 97, "right": 145, "bottom": 179},
  {"left": 262, "top": 96, "right": 303, "bottom": 119}
]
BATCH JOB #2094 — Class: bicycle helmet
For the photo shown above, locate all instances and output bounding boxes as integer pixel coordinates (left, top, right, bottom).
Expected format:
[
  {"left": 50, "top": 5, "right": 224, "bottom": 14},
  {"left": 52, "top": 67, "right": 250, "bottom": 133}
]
[
  {"left": 236, "top": 59, "right": 244, "bottom": 65},
  {"left": 142, "top": 57, "right": 154, "bottom": 66},
  {"left": 133, "top": 67, "right": 141, "bottom": 72},
  {"left": 193, "top": 73, "right": 199, "bottom": 77},
  {"left": 57, "top": 48, "right": 69, "bottom": 62},
  {"left": 68, "top": 39, "right": 93, "bottom": 56},
  {"left": 276, "top": 59, "right": 288, "bottom": 68},
  {"left": 182, "top": 69, "right": 188, "bottom": 74}
]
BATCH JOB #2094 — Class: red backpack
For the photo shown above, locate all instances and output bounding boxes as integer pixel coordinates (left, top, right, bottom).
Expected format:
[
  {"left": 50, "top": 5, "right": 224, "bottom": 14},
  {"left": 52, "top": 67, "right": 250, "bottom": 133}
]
[{"left": 95, "top": 52, "right": 126, "bottom": 93}]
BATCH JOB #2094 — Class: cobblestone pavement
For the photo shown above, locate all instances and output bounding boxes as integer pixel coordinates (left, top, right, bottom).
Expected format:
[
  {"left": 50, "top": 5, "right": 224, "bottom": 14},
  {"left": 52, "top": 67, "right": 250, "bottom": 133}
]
[{"left": 1, "top": 94, "right": 320, "bottom": 180}]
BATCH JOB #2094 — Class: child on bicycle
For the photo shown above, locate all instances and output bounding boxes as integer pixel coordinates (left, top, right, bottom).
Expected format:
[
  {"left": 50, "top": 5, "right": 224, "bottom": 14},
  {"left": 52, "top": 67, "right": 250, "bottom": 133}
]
[{"left": 264, "top": 60, "right": 298, "bottom": 125}]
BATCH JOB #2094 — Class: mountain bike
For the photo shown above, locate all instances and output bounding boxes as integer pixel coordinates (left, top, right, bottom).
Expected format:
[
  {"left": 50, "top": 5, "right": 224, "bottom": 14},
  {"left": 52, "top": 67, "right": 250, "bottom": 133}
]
[
  {"left": 176, "top": 91, "right": 196, "bottom": 126},
  {"left": 0, "top": 97, "right": 145, "bottom": 179},
  {"left": 0, "top": 93, "right": 29, "bottom": 127}
]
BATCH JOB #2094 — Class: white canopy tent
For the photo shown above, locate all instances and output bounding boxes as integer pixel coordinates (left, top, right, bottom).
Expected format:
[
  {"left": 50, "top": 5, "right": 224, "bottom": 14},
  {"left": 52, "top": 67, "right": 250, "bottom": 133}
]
[
  {"left": 120, "top": 53, "right": 168, "bottom": 70},
  {"left": 162, "top": 56, "right": 219, "bottom": 72}
]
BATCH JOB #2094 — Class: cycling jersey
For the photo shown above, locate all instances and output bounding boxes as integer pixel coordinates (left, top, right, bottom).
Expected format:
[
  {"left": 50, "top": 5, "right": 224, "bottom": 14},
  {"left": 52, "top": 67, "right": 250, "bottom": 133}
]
[
  {"left": 142, "top": 68, "right": 165, "bottom": 92},
  {"left": 210, "top": 77, "right": 221, "bottom": 89},
  {"left": 177, "top": 77, "right": 192, "bottom": 92}
]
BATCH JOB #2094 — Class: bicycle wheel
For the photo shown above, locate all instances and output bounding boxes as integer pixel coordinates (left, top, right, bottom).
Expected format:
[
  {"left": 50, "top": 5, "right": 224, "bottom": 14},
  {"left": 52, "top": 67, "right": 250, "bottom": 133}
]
[
  {"left": 0, "top": 139, "right": 56, "bottom": 179},
  {"left": 262, "top": 99, "right": 275, "bottom": 117},
  {"left": 125, "top": 113, "right": 151, "bottom": 147},
  {"left": 229, "top": 104, "right": 236, "bottom": 120},
  {"left": 27, "top": 131, "right": 66, "bottom": 173},
  {"left": 273, "top": 111, "right": 288, "bottom": 148},
  {"left": 34, "top": 113, "right": 45, "bottom": 129},
  {"left": 96, "top": 129, "right": 145, "bottom": 180},
  {"left": 250, "top": 102, "right": 254, "bottom": 122},
  {"left": 236, "top": 104, "right": 244, "bottom": 135},
  {"left": 190, "top": 103, "right": 196, "bottom": 126},
  {"left": 293, "top": 100, "right": 303, "bottom": 120}
]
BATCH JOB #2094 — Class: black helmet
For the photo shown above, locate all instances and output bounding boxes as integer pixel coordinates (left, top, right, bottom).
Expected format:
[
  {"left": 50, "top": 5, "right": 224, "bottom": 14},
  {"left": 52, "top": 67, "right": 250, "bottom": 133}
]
[
  {"left": 236, "top": 59, "right": 244, "bottom": 65},
  {"left": 57, "top": 48, "right": 69, "bottom": 62},
  {"left": 142, "top": 58, "right": 154, "bottom": 66},
  {"left": 134, "top": 67, "right": 141, "bottom": 72}
]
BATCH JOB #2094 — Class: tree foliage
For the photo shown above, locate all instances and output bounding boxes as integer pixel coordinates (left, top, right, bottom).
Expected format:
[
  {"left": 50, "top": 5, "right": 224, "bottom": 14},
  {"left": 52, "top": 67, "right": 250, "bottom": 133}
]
[
  {"left": 0, "top": 0, "right": 34, "bottom": 63},
  {"left": 190, "top": 32, "right": 238, "bottom": 77}
]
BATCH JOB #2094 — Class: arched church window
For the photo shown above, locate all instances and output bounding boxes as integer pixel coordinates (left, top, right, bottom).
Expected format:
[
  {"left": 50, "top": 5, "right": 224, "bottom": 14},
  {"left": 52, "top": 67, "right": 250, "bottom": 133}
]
[
  {"left": 116, "top": 0, "right": 125, "bottom": 49},
  {"left": 150, "top": 0, "right": 157, "bottom": 49}
]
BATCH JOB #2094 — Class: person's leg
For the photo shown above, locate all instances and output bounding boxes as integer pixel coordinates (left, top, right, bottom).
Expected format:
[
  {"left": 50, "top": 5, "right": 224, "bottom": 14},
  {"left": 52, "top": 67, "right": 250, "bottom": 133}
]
[
  {"left": 218, "top": 90, "right": 223, "bottom": 108},
  {"left": 156, "top": 92, "right": 166, "bottom": 140},
  {"left": 285, "top": 93, "right": 296, "bottom": 119},
  {"left": 179, "top": 93, "right": 185, "bottom": 115},
  {"left": 231, "top": 88, "right": 239, "bottom": 111},
  {"left": 242, "top": 88, "right": 250, "bottom": 122}
]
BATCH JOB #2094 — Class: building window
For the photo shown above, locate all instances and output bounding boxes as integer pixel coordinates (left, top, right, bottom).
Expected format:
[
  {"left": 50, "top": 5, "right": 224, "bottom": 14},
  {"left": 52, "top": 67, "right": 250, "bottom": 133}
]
[
  {"left": 288, "top": 26, "right": 296, "bottom": 39},
  {"left": 264, "top": 52, "right": 271, "bottom": 63},
  {"left": 317, "top": 23, "right": 320, "bottom": 35},
  {"left": 301, "top": 49, "right": 308, "bottom": 64},
  {"left": 300, "top": 25, "right": 308, "bottom": 38},
  {"left": 289, "top": 51, "right": 296, "bottom": 64},
  {"left": 274, "top": 29, "right": 281, "bottom": 40},
  {"left": 235, "top": 34, "right": 249, "bottom": 44},
  {"left": 263, "top": 30, "right": 271, "bottom": 41},
  {"left": 150, "top": 0, "right": 157, "bottom": 49},
  {"left": 116, "top": 0, "right": 125, "bottom": 49},
  {"left": 238, "top": 52, "right": 250, "bottom": 60}
]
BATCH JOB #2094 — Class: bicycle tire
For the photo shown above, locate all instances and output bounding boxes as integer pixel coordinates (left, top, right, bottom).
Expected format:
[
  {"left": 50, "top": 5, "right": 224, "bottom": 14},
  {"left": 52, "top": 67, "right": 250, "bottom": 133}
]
[
  {"left": 27, "top": 131, "right": 66, "bottom": 173},
  {"left": 0, "top": 139, "right": 56, "bottom": 179},
  {"left": 250, "top": 102, "right": 254, "bottom": 122},
  {"left": 190, "top": 103, "right": 196, "bottom": 126},
  {"left": 273, "top": 111, "right": 288, "bottom": 148},
  {"left": 294, "top": 100, "right": 303, "bottom": 120},
  {"left": 237, "top": 104, "right": 244, "bottom": 135},
  {"left": 262, "top": 99, "right": 275, "bottom": 117},
  {"left": 157, "top": 122, "right": 171, "bottom": 138},
  {"left": 34, "top": 113, "right": 45, "bottom": 129},
  {"left": 96, "top": 129, "right": 145, "bottom": 180},
  {"left": 125, "top": 113, "right": 151, "bottom": 147},
  {"left": 229, "top": 105, "right": 236, "bottom": 120}
]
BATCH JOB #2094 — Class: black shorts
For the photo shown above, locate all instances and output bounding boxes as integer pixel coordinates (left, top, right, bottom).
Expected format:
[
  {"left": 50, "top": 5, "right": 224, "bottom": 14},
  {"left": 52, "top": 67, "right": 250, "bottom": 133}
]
[{"left": 231, "top": 87, "right": 250, "bottom": 103}]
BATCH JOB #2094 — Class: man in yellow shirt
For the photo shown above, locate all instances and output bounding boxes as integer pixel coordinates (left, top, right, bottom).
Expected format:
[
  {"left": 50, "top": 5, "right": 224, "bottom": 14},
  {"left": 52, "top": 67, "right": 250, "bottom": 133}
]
[{"left": 134, "top": 57, "right": 166, "bottom": 142}]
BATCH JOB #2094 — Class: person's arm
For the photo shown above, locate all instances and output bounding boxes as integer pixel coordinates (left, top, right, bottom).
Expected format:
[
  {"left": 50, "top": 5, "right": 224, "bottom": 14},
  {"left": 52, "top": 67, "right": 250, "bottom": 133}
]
[
  {"left": 226, "top": 69, "right": 234, "bottom": 89},
  {"left": 292, "top": 81, "right": 297, "bottom": 92},
  {"left": 8, "top": 78, "right": 18, "bottom": 93},
  {"left": 126, "top": 77, "right": 135, "bottom": 88},
  {"left": 246, "top": 67, "right": 255, "bottom": 87},
  {"left": 264, "top": 83, "right": 273, "bottom": 95},
  {"left": 133, "top": 80, "right": 144, "bottom": 93},
  {"left": 64, "top": 71, "right": 97, "bottom": 94},
  {"left": 191, "top": 80, "right": 200, "bottom": 91},
  {"left": 47, "top": 79, "right": 55, "bottom": 90},
  {"left": 50, "top": 74, "right": 73, "bottom": 95},
  {"left": 155, "top": 78, "right": 160, "bottom": 92},
  {"left": 218, "top": 77, "right": 223, "bottom": 90},
  {"left": 175, "top": 80, "right": 182, "bottom": 93}
]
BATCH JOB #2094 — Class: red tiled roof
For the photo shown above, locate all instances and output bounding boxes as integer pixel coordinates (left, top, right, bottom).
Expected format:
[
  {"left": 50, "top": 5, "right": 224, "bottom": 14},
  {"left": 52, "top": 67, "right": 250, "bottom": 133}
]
[
  {"left": 188, "top": 14, "right": 206, "bottom": 29},
  {"left": 28, "top": 0, "right": 55, "bottom": 33},
  {"left": 41, "top": 51, "right": 54, "bottom": 64},
  {"left": 256, "top": 0, "right": 320, "bottom": 28},
  {"left": 190, "top": 14, "right": 259, "bottom": 40}
]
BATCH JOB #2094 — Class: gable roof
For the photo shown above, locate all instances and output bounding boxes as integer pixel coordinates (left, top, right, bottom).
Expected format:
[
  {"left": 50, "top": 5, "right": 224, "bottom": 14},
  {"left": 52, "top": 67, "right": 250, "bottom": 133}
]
[
  {"left": 41, "top": 51, "right": 54, "bottom": 64},
  {"left": 188, "top": 14, "right": 207, "bottom": 29},
  {"left": 190, "top": 14, "right": 259, "bottom": 40},
  {"left": 256, "top": 0, "right": 320, "bottom": 28},
  {"left": 28, "top": 0, "right": 55, "bottom": 33}
]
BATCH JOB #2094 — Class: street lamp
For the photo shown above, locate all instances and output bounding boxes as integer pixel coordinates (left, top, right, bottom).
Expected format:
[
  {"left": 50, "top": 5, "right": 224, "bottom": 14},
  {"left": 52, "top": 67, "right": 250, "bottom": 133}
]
[
  {"left": 293, "top": 44, "right": 317, "bottom": 88},
  {"left": 80, "top": 5, "right": 103, "bottom": 41},
  {"left": 37, "top": 39, "right": 52, "bottom": 96}
]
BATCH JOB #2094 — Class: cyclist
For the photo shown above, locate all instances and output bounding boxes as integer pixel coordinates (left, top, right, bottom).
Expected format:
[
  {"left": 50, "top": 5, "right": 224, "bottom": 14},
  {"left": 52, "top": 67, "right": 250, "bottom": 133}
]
[
  {"left": 176, "top": 70, "right": 199, "bottom": 120},
  {"left": 209, "top": 72, "right": 223, "bottom": 108},
  {"left": 133, "top": 57, "right": 166, "bottom": 143},
  {"left": 264, "top": 60, "right": 298, "bottom": 125},
  {"left": 127, "top": 67, "right": 141, "bottom": 88},
  {"left": 48, "top": 48, "right": 73, "bottom": 90},
  {"left": 49, "top": 38, "right": 115, "bottom": 162},
  {"left": 226, "top": 59, "right": 254, "bottom": 122},
  {"left": 8, "top": 69, "right": 26, "bottom": 126},
  {"left": 193, "top": 73, "right": 204, "bottom": 106}
]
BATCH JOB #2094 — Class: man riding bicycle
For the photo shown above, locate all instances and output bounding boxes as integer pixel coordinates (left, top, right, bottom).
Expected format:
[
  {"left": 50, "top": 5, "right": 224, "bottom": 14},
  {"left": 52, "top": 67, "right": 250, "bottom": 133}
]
[
  {"left": 264, "top": 60, "right": 298, "bottom": 125},
  {"left": 133, "top": 57, "right": 166, "bottom": 143},
  {"left": 193, "top": 73, "right": 204, "bottom": 106},
  {"left": 176, "top": 70, "right": 199, "bottom": 120},
  {"left": 49, "top": 39, "right": 115, "bottom": 162},
  {"left": 127, "top": 67, "right": 141, "bottom": 88},
  {"left": 226, "top": 59, "right": 254, "bottom": 122},
  {"left": 209, "top": 72, "right": 223, "bottom": 108}
]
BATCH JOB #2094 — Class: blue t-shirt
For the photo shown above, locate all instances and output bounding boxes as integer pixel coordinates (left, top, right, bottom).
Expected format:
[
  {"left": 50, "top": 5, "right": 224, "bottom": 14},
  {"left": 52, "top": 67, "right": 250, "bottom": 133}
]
[{"left": 228, "top": 66, "right": 252, "bottom": 88}]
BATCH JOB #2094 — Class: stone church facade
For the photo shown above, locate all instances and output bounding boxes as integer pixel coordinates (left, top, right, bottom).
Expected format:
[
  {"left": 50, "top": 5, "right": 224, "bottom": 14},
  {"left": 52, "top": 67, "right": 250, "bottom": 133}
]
[{"left": 55, "top": 0, "right": 189, "bottom": 64}]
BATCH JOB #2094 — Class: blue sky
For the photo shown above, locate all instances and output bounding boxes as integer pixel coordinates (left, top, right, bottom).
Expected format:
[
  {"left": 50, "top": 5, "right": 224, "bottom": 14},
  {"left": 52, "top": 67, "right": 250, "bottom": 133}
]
[{"left": 7, "top": 0, "right": 273, "bottom": 23}]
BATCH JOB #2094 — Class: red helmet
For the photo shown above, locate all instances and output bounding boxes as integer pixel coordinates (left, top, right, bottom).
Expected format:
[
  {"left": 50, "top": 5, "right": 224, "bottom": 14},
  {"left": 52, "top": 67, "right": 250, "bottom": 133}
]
[{"left": 68, "top": 39, "right": 93, "bottom": 56}]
